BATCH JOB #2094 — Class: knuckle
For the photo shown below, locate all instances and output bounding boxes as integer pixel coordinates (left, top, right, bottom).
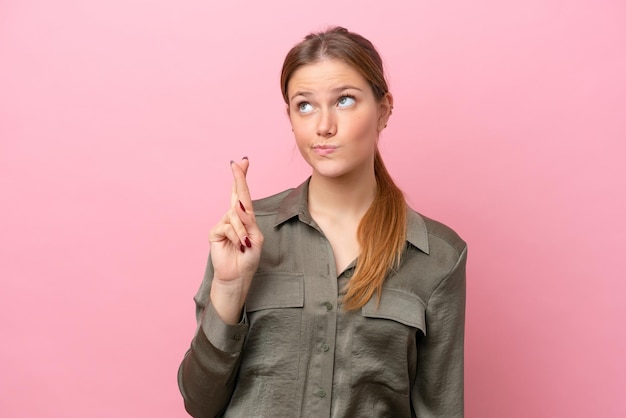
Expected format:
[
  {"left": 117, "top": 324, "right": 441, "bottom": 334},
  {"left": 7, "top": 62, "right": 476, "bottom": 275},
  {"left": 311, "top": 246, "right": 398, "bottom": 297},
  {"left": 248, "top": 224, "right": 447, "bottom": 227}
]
[{"left": 228, "top": 210, "right": 240, "bottom": 224}]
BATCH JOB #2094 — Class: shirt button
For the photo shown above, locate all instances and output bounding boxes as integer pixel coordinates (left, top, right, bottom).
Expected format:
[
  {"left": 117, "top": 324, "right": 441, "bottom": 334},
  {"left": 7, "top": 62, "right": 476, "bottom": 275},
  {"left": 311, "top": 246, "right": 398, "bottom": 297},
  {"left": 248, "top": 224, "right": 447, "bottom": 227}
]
[
  {"left": 322, "top": 343, "right": 330, "bottom": 352},
  {"left": 233, "top": 333, "right": 241, "bottom": 341},
  {"left": 344, "top": 269, "right": 353, "bottom": 278},
  {"left": 318, "top": 388, "right": 326, "bottom": 398},
  {"left": 323, "top": 301, "right": 333, "bottom": 311}
]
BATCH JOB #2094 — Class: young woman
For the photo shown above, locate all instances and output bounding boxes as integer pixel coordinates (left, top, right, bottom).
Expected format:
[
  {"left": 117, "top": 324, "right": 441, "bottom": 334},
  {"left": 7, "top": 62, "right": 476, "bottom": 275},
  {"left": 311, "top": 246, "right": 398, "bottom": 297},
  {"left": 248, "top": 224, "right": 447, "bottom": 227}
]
[{"left": 178, "top": 27, "right": 467, "bottom": 417}]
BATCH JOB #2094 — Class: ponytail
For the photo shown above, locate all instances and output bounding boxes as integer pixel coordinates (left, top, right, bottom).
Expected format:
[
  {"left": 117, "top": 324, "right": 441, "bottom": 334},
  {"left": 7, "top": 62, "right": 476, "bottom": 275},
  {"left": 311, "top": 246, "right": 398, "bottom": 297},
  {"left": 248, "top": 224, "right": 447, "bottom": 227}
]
[{"left": 342, "top": 150, "right": 407, "bottom": 311}]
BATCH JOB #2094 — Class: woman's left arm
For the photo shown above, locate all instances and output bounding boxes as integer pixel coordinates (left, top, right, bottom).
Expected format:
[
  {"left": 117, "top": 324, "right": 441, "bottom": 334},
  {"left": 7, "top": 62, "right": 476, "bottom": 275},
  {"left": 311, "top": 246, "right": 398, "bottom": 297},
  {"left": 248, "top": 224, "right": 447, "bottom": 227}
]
[{"left": 411, "top": 245, "right": 467, "bottom": 417}]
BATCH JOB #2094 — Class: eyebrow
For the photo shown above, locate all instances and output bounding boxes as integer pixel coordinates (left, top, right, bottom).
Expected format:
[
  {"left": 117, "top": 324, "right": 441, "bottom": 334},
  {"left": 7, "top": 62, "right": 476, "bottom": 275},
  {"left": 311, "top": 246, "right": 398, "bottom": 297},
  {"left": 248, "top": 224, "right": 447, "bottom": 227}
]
[{"left": 289, "top": 85, "right": 363, "bottom": 101}]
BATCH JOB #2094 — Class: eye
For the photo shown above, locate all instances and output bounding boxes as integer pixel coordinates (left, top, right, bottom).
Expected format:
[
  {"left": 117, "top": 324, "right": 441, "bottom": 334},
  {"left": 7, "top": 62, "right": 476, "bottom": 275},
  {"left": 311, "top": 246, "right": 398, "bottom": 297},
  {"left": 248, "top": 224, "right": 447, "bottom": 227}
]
[
  {"left": 298, "top": 102, "right": 314, "bottom": 113},
  {"left": 337, "top": 95, "right": 356, "bottom": 107}
]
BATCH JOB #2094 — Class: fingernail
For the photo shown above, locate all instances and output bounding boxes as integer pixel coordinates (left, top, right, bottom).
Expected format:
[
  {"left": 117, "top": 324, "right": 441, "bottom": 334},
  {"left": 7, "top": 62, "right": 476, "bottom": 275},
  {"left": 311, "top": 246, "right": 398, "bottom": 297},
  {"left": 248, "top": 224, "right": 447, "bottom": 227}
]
[
  {"left": 245, "top": 236, "right": 251, "bottom": 248},
  {"left": 242, "top": 156, "right": 248, "bottom": 160},
  {"left": 230, "top": 160, "right": 234, "bottom": 165},
  {"left": 240, "top": 244, "right": 245, "bottom": 253},
  {"left": 239, "top": 200, "right": 246, "bottom": 211}
]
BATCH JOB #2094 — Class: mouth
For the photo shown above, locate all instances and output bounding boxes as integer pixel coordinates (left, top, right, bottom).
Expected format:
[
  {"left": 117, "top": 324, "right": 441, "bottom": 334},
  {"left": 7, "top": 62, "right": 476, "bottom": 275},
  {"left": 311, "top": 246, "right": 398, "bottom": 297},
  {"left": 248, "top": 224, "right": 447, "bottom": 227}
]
[{"left": 312, "top": 145, "right": 338, "bottom": 156}]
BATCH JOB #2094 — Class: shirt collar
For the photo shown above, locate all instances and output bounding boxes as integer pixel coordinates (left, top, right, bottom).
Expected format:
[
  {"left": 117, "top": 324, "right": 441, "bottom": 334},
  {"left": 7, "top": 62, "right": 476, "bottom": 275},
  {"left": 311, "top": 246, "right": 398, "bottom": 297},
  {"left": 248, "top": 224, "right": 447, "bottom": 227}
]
[
  {"left": 274, "top": 178, "right": 430, "bottom": 254},
  {"left": 274, "top": 178, "right": 312, "bottom": 226}
]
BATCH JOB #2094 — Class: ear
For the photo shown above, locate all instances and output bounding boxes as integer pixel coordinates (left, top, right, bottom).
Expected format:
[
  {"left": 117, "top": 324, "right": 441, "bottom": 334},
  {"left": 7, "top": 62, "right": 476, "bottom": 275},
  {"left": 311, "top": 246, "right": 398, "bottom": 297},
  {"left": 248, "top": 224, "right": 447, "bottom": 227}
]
[
  {"left": 286, "top": 104, "right": 295, "bottom": 132},
  {"left": 378, "top": 93, "right": 394, "bottom": 131}
]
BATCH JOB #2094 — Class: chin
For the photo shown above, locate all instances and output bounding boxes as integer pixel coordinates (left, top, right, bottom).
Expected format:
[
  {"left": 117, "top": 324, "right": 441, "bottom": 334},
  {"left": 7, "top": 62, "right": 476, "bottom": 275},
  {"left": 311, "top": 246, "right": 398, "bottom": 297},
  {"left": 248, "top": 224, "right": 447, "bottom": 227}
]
[
  {"left": 307, "top": 162, "right": 343, "bottom": 178},
  {"left": 310, "top": 163, "right": 356, "bottom": 179}
]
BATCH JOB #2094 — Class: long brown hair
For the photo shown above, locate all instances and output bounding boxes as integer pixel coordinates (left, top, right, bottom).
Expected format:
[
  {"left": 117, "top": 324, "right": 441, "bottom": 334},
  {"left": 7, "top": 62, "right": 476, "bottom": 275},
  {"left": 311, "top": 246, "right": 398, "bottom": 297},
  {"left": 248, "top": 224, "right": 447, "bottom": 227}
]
[{"left": 281, "top": 27, "right": 407, "bottom": 311}]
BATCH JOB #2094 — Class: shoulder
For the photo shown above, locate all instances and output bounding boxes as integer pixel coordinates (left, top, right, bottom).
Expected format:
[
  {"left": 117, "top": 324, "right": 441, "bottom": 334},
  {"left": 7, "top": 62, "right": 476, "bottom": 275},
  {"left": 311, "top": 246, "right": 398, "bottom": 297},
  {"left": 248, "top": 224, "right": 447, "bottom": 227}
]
[
  {"left": 252, "top": 188, "right": 294, "bottom": 216},
  {"left": 422, "top": 212, "right": 466, "bottom": 257},
  {"left": 397, "top": 207, "right": 467, "bottom": 295},
  {"left": 250, "top": 179, "right": 309, "bottom": 226},
  {"left": 406, "top": 207, "right": 466, "bottom": 258}
]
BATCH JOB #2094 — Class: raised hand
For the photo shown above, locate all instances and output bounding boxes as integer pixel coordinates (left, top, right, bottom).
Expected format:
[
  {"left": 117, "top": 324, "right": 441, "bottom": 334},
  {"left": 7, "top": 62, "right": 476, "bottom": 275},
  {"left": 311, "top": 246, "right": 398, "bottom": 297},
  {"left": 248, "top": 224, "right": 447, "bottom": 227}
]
[{"left": 208, "top": 158, "right": 264, "bottom": 324}]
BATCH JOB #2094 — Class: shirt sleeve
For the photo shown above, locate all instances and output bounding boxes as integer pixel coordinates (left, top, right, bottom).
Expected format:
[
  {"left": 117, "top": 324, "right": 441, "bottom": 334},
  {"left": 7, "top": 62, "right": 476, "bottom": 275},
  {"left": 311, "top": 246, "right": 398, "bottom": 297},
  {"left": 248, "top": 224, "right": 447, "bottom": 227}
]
[
  {"left": 178, "top": 254, "right": 249, "bottom": 418},
  {"left": 411, "top": 245, "right": 467, "bottom": 417}
]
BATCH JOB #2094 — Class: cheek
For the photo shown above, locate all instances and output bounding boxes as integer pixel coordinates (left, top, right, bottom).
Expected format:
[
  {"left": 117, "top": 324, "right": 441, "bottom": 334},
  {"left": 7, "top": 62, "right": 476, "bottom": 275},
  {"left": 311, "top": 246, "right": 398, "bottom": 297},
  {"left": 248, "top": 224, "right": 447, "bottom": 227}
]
[
  {"left": 291, "top": 128, "right": 310, "bottom": 154},
  {"left": 290, "top": 119, "right": 311, "bottom": 143},
  {"left": 345, "top": 114, "right": 378, "bottom": 141}
]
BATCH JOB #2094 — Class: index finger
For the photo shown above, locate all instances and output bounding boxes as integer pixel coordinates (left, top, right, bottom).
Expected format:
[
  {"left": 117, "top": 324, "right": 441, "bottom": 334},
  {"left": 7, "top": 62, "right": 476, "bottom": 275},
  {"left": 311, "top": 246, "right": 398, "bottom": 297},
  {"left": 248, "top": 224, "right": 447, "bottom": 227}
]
[{"left": 231, "top": 158, "right": 253, "bottom": 211}]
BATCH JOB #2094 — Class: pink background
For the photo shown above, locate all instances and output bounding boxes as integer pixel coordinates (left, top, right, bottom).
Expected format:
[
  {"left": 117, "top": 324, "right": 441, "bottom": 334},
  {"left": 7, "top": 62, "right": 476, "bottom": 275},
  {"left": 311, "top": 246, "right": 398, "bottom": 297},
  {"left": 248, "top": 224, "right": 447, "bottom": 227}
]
[{"left": 1, "top": 0, "right": 625, "bottom": 417}]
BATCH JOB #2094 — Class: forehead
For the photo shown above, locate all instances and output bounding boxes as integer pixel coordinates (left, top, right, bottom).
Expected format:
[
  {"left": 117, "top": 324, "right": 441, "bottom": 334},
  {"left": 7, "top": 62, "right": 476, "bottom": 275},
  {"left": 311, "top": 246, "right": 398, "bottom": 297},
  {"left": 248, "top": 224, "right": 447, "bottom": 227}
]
[{"left": 287, "top": 59, "right": 370, "bottom": 95}]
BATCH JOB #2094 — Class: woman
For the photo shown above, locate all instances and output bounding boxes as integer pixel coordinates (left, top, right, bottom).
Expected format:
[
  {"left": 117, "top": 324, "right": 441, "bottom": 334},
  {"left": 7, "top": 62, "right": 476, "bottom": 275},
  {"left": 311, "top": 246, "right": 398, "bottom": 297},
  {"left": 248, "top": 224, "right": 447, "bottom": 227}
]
[{"left": 178, "top": 27, "right": 467, "bottom": 417}]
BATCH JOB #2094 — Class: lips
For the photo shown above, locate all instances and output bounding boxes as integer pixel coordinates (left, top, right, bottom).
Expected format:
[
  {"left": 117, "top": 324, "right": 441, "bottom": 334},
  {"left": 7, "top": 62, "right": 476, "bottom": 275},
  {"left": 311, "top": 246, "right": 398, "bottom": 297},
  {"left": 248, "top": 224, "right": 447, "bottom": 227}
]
[{"left": 312, "top": 145, "right": 338, "bottom": 156}]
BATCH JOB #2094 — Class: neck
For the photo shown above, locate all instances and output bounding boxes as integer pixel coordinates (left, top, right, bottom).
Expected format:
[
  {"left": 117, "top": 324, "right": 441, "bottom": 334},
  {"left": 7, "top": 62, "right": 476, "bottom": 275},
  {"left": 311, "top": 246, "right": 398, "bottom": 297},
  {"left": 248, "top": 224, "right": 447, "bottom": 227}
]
[{"left": 308, "top": 169, "right": 377, "bottom": 221}]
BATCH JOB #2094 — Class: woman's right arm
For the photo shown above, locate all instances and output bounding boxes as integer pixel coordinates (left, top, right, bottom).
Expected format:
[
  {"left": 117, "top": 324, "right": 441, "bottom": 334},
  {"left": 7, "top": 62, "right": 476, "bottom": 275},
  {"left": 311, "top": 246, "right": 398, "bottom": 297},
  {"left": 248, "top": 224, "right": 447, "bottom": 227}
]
[{"left": 178, "top": 159, "right": 264, "bottom": 417}]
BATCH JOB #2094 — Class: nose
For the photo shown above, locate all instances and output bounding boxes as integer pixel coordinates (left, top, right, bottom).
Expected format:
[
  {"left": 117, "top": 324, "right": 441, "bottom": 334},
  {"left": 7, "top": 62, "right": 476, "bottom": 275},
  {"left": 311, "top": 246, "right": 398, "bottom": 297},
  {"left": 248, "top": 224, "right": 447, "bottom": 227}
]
[{"left": 316, "top": 109, "right": 337, "bottom": 138}]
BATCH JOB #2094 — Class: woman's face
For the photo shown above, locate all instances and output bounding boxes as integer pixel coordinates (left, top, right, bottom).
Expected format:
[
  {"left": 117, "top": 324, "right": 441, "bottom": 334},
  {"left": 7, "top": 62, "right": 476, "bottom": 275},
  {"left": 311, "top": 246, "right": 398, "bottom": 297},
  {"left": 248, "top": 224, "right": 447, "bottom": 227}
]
[{"left": 287, "top": 59, "right": 392, "bottom": 180}]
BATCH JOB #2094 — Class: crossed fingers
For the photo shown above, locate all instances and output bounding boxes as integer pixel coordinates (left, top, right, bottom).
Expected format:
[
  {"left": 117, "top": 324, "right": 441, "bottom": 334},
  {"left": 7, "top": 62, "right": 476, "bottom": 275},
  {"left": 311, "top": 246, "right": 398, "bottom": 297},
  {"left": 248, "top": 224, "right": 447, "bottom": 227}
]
[{"left": 211, "top": 158, "right": 256, "bottom": 252}]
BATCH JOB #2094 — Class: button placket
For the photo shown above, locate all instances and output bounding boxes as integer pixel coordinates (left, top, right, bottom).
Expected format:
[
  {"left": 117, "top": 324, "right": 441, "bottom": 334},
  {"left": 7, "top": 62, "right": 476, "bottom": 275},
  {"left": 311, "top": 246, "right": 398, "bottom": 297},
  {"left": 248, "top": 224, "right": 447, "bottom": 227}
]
[{"left": 307, "top": 230, "right": 336, "bottom": 415}]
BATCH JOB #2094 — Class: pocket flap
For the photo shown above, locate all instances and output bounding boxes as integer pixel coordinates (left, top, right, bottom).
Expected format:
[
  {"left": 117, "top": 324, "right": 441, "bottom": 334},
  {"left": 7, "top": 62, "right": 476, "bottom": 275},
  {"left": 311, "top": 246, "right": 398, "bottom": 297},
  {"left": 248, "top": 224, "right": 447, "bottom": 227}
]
[
  {"left": 246, "top": 272, "right": 304, "bottom": 312},
  {"left": 362, "top": 288, "right": 426, "bottom": 333}
]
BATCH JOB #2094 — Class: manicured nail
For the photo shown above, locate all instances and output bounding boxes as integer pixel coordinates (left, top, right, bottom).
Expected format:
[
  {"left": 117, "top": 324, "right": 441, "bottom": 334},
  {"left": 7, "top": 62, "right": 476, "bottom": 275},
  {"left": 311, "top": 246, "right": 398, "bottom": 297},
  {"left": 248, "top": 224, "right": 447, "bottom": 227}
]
[
  {"left": 242, "top": 156, "right": 248, "bottom": 160},
  {"left": 244, "top": 236, "right": 252, "bottom": 248},
  {"left": 240, "top": 244, "right": 245, "bottom": 253},
  {"left": 239, "top": 200, "right": 246, "bottom": 211},
  {"left": 230, "top": 160, "right": 234, "bottom": 165}
]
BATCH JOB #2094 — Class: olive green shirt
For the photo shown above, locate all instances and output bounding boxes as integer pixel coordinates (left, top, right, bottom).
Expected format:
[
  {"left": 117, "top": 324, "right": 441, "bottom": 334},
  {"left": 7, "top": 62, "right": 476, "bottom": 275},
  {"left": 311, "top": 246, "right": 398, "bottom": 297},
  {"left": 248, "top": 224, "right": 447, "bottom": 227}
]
[{"left": 178, "top": 179, "right": 467, "bottom": 417}]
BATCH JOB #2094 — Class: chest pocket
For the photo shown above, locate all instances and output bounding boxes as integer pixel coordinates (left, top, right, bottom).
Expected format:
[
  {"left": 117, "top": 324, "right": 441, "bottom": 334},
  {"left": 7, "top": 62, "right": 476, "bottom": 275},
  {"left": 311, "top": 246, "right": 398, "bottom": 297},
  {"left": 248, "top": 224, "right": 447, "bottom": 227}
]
[
  {"left": 362, "top": 288, "right": 426, "bottom": 333},
  {"left": 351, "top": 288, "right": 426, "bottom": 396},
  {"left": 240, "top": 272, "right": 304, "bottom": 380}
]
